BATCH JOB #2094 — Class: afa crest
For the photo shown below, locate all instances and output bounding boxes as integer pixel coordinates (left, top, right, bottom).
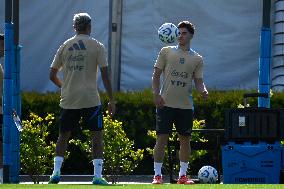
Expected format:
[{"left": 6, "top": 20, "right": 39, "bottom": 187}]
[{"left": 179, "top": 58, "right": 185, "bottom": 64}]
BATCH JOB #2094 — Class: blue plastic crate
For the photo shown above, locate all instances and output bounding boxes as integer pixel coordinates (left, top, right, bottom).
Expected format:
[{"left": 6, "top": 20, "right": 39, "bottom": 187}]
[{"left": 222, "top": 142, "right": 282, "bottom": 184}]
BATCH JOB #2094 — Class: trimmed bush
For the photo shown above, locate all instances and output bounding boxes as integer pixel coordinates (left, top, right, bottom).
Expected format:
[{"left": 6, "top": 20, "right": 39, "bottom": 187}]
[
  {"left": 69, "top": 112, "right": 144, "bottom": 183},
  {"left": 20, "top": 89, "right": 284, "bottom": 174},
  {"left": 20, "top": 113, "right": 56, "bottom": 183}
]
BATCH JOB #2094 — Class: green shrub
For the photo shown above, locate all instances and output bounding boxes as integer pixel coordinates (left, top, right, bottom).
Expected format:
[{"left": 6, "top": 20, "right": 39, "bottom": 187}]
[
  {"left": 69, "top": 112, "right": 144, "bottom": 183},
  {"left": 21, "top": 92, "right": 60, "bottom": 119},
  {"left": 20, "top": 90, "right": 284, "bottom": 175},
  {"left": 20, "top": 113, "right": 56, "bottom": 184},
  {"left": 100, "top": 89, "right": 156, "bottom": 149}
]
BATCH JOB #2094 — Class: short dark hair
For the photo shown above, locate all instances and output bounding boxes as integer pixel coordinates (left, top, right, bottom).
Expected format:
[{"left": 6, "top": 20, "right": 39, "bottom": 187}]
[
  {"left": 0, "top": 33, "right": 4, "bottom": 40},
  {"left": 178, "top": 21, "right": 195, "bottom": 35}
]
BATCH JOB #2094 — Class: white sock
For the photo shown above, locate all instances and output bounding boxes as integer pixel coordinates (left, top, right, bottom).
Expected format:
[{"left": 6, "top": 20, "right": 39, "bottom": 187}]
[
  {"left": 154, "top": 162, "right": 163, "bottom": 176},
  {"left": 52, "top": 156, "right": 64, "bottom": 175},
  {"left": 93, "top": 159, "right": 103, "bottom": 178},
  {"left": 179, "top": 161, "right": 189, "bottom": 177}
]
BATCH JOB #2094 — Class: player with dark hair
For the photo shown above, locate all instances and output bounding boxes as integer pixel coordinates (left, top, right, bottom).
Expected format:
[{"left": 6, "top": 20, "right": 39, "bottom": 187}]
[{"left": 152, "top": 20, "right": 208, "bottom": 184}]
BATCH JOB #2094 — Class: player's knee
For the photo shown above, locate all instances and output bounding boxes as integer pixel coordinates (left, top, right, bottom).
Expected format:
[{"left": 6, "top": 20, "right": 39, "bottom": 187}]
[{"left": 156, "top": 137, "right": 168, "bottom": 147}]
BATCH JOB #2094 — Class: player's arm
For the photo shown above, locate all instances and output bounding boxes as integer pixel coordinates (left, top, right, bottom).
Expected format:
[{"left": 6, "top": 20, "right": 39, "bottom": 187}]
[
  {"left": 152, "top": 67, "right": 165, "bottom": 108},
  {"left": 100, "top": 66, "right": 116, "bottom": 116},
  {"left": 194, "top": 78, "right": 208, "bottom": 100},
  {"left": 50, "top": 44, "right": 64, "bottom": 88},
  {"left": 49, "top": 67, "right": 62, "bottom": 88}
]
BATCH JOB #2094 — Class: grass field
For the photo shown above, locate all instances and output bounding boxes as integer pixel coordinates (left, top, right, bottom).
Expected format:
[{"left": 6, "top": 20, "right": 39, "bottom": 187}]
[{"left": 0, "top": 184, "right": 283, "bottom": 189}]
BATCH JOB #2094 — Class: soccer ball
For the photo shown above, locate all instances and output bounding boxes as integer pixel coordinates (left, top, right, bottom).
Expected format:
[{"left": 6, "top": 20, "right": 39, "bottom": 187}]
[
  {"left": 158, "top": 23, "right": 179, "bottom": 44},
  {"left": 198, "top": 165, "right": 218, "bottom": 184}
]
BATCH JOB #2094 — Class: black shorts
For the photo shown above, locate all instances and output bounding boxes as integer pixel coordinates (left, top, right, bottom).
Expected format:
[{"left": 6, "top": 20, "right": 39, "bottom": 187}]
[
  {"left": 156, "top": 106, "right": 193, "bottom": 136},
  {"left": 59, "top": 105, "right": 103, "bottom": 133}
]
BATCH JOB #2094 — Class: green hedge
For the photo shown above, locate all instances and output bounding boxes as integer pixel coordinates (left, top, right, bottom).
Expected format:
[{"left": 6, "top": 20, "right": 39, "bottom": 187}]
[
  {"left": 22, "top": 89, "right": 284, "bottom": 137},
  {"left": 22, "top": 90, "right": 156, "bottom": 149},
  {"left": 21, "top": 89, "right": 284, "bottom": 174}
]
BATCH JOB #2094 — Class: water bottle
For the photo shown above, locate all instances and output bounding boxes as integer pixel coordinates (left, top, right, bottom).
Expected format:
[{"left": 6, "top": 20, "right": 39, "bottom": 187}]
[{"left": 12, "top": 110, "right": 23, "bottom": 132}]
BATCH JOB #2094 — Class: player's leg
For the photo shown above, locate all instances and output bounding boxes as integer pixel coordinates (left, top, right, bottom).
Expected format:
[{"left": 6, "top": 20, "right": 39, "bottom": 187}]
[
  {"left": 53, "top": 131, "right": 71, "bottom": 170},
  {"left": 175, "top": 109, "right": 194, "bottom": 184},
  {"left": 152, "top": 107, "right": 173, "bottom": 184},
  {"left": 83, "top": 105, "right": 108, "bottom": 185},
  {"left": 153, "top": 134, "right": 168, "bottom": 184},
  {"left": 91, "top": 131, "right": 105, "bottom": 183},
  {"left": 177, "top": 135, "right": 194, "bottom": 184},
  {"left": 49, "top": 109, "right": 79, "bottom": 184}
]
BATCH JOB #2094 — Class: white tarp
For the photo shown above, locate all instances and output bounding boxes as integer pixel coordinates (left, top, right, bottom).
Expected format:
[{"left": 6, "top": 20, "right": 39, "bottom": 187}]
[
  {"left": 0, "top": 0, "right": 110, "bottom": 92},
  {"left": 121, "top": 0, "right": 262, "bottom": 90},
  {"left": 0, "top": 0, "right": 263, "bottom": 92}
]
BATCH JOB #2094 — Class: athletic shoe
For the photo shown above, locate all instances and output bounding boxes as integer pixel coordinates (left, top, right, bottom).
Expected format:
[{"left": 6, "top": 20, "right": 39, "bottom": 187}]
[
  {"left": 92, "top": 177, "right": 108, "bottom": 185},
  {"left": 177, "top": 175, "right": 194, "bottom": 184},
  {"left": 48, "top": 172, "right": 60, "bottom": 184},
  {"left": 152, "top": 175, "right": 163, "bottom": 184}
]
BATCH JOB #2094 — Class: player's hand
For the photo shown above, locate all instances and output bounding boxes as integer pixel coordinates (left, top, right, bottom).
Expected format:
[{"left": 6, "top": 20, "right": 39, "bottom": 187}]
[
  {"left": 202, "top": 90, "right": 208, "bottom": 100},
  {"left": 107, "top": 101, "right": 116, "bottom": 117},
  {"left": 153, "top": 94, "right": 165, "bottom": 108}
]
